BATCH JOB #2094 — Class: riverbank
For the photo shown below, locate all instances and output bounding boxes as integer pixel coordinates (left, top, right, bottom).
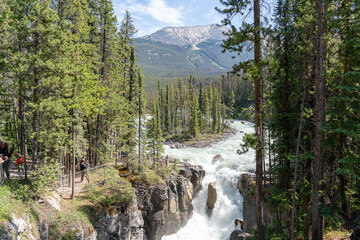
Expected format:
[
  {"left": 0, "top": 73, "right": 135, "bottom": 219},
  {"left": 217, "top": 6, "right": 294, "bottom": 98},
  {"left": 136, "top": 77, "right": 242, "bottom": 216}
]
[{"left": 165, "top": 127, "right": 236, "bottom": 149}]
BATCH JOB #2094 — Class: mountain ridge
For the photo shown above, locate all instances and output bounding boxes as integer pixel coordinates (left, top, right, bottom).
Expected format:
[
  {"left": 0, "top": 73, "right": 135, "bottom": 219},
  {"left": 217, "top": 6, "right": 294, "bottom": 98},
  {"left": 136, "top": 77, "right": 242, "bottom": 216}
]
[
  {"left": 139, "top": 24, "right": 229, "bottom": 49},
  {"left": 134, "top": 24, "right": 252, "bottom": 85}
]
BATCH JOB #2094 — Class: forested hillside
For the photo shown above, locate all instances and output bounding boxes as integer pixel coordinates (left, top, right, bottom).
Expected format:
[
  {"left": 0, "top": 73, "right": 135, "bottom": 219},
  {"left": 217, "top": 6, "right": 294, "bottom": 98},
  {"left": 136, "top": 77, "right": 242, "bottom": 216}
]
[
  {"left": 0, "top": 0, "right": 146, "bottom": 194},
  {"left": 217, "top": 0, "right": 360, "bottom": 239}
]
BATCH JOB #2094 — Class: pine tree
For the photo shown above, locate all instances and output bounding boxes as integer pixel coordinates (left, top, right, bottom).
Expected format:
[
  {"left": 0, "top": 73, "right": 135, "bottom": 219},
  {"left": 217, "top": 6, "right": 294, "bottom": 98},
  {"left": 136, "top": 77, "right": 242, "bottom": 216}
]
[
  {"left": 203, "top": 86, "right": 210, "bottom": 129},
  {"left": 164, "top": 84, "right": 171, "bottom": 134},
  {"left": 120, "top": 10, "right": 138, "bottom": 44},
  {"left": 212, "top": 85, "right": 218, "bottom": 133},
  {"left": 137, "top": 70, "right": 145, "bottom": 170},
  {"left": 147, "top": 102, "right": 164, "bottom": 165},
  {"left": 189, "top": 92, "right": 199, "bottom": 137},
  {"left": 128, "top": 46, "right": 136, "bottom": 104}
]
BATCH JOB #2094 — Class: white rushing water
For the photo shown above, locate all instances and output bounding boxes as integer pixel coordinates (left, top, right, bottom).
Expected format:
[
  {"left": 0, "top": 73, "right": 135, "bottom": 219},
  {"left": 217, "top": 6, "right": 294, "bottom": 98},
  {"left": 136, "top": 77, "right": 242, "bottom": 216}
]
[{"left": 162, "top": 120, "right": 255, "bottom": 240}]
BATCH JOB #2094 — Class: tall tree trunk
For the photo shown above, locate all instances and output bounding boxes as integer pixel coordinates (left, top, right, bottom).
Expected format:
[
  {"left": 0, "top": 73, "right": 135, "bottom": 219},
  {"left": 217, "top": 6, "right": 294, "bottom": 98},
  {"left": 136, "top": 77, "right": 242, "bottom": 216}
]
[
  {"left": 338, "top": 0, "right": 350, "bottom": 218},
  {"left": 71, "top": 110, "right": 76, "bottom": 199},
  {"left": 32, "top": 32, "right": 40, "bottom": 166},
  {"left": 19, "top": 81, "right": 27, "bottom": 179},
  {"left": 312, "top": 0, "right": 325, "bottom": 238},
  {"left": 254, "top": 0, "right": 264, "bottom": 238},
  {"left": 291, "top": 5, "right": 305, "bottom": 237},
  {"left": 138, "top": 96, "right": 142, "bottom": 171},
  {"left": 290, "top": 89, "right": 305, "bottom": 239},
  {"left": 13, "top": 100, "right": 19, "bottom": 151}
]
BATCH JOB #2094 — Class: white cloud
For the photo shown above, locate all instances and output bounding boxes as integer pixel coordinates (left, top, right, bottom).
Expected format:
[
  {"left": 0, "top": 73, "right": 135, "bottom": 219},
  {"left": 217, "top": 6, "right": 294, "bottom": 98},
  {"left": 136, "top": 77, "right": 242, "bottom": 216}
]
[
  {"left": 116, "top": 0, "right": 184, "bottom": 26},
  {"left": 147, "top": 0, "right": 183, "bottom": 26}
]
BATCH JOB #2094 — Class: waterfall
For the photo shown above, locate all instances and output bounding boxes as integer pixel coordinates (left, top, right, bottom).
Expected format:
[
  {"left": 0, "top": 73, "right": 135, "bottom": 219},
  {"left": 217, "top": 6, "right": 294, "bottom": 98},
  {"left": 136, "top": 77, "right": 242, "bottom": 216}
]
[{"left": 162, "top": 121, "right": 255, "bottom": 240}]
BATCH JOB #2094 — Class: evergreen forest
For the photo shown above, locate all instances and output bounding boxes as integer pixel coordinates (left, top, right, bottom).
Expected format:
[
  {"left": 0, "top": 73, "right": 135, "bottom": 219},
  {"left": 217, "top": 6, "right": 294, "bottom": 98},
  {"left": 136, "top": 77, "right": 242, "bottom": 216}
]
[
  {"left": 0, "top": 0, "right": 359, "bottom": 239},
  {"left": 216, "top": 0, "right": 360, "bottom": 239}
]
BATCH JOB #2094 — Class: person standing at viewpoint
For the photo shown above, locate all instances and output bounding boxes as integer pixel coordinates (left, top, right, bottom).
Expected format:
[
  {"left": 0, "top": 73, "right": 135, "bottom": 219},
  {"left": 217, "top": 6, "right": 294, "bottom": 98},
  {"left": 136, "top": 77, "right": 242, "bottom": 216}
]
[
  {"left": 0, "top": 141, "right": 23, "bottom": 179},
  {"left": 80, "top": 159, "right": 89, "bottom": 182}
]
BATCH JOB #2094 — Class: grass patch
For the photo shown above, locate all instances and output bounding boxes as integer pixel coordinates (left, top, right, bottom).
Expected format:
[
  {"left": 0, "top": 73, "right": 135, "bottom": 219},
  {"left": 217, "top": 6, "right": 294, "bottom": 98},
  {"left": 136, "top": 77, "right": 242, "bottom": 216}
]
[
  {"left": 0, "top": 184, "right": 28, "bottom": 222},
  {"left": 324, "top": 231, "right": 351, "bottom": 239},
  {"left": 86, "top": 167, "right": 135, "bottom": 208}
]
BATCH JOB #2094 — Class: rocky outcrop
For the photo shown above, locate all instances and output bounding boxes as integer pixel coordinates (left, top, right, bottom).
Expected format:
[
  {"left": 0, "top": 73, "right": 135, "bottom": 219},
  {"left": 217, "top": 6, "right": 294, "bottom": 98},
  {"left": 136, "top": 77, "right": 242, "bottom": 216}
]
[
  {"left": 207, "top": 182, "right": 217, "bottom": 209},
  {"left": 238, "top": 174, "right": 272, "bottom": 234},
  {"left": 91, "top": 163, "right": 204, "bottom": 240},
  {"left": 0, "top": 164, "right": 204, "bottom": 240},
  {"left": 92, "top": 164, "right": 204, "bottom": 240},
  {"left": 133, "top": 164, "right": 205, "bottom": 240},
  {"left": 0, "top": 214, "right": 34, "bottom": 240},
  {"left": 94, "top": 199, "right": 144, "bottom": 240},
  {"left": 238, "top": 174, "right": 256, "bottom": 233}
]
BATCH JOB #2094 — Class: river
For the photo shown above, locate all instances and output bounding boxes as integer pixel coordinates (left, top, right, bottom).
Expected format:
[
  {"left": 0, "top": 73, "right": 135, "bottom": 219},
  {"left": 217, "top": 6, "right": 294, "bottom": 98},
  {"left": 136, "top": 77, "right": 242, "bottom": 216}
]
[{"left": 162, "top": 120, "right": 255, "bottom": 240}]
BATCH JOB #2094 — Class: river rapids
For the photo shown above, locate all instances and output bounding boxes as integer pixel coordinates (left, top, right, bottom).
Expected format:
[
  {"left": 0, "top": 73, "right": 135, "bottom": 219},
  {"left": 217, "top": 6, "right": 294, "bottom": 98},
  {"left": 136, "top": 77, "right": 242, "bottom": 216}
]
[{"left": 162, "top": 120, "right": 255, "bottom": 240}]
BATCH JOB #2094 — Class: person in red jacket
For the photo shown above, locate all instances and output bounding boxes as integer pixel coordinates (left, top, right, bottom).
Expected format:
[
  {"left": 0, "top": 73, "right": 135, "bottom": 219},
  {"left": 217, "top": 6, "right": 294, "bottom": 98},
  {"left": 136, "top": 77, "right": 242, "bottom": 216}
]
[{"left": 16, "top": 157, "right": 24, "bottom": 173}]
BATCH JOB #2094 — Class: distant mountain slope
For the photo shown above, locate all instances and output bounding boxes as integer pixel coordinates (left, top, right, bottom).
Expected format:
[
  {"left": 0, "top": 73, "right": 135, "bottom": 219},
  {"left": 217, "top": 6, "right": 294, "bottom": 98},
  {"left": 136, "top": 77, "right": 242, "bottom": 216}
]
[
  {"left": 134, "top": 24, "right": 252, "bottom": 82},
  {"left": 140, "top": 24, "right": 227, "bottom": 48}
]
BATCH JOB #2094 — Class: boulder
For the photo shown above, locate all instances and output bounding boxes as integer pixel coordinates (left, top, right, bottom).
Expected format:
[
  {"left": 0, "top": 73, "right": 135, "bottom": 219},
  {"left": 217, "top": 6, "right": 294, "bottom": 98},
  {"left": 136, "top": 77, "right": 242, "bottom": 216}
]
[
  {"left": 44, "top": 192, "right": 61, "bottom": 211},
  {"left": 207, "top": 182, "right": 217, "bottom": 209},
  {"left": 229, "top": 230, "right": 245, "bottom": 240},
  {"left": 11, "top": 215, "right": 28, "bottom": 235},
  {"left": 189, "top": 166, "right": 205, "bottom": 192},
  {"left": 229, "top": 219, "right": 245, "bottom": 240},
  {"left": 212, "top": 154, "right": 222, "bottom": 164}
]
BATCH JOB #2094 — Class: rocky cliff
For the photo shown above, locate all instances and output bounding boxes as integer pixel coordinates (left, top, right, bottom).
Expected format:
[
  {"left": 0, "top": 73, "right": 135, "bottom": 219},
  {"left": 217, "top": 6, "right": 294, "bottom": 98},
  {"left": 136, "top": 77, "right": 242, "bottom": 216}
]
[
  {"left": 0, "top": 164, "right": 204, "bottom": 240},
  {"left": 133, "top": 164, "right": 205, "bottom": 240},
  {"left": 237, "top": 174, "right": 272, "bottom": 234}
]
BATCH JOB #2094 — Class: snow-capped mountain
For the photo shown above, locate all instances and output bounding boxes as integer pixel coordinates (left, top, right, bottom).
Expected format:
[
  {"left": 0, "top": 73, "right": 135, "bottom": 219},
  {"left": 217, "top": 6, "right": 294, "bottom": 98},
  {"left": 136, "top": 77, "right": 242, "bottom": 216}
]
[
  {"left": 140, "top": 24, "right": 228, "bottom": 49},
  {"left": 134, "top": 25, "right": 252, "bottom": 84}
]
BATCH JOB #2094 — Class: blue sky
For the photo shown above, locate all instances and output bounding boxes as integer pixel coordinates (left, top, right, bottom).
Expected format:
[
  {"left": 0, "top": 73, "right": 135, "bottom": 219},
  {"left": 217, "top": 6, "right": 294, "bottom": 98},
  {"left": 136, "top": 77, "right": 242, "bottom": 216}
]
[{"left": 113, "top": 0, "right": 226, "bottom": 37}]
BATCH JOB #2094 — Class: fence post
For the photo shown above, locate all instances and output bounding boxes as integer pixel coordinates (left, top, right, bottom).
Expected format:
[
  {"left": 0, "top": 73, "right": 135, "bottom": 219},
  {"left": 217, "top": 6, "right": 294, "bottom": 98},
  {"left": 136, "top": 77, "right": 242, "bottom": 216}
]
[{"left": 103, "top": 165, "right": 106, "bottom": 183}]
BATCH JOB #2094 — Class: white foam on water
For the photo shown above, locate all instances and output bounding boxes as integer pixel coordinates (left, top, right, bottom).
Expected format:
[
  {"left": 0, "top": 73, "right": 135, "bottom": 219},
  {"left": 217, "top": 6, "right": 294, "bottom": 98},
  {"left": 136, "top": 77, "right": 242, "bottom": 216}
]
[{"left": 162, "top": 121, "right": 255, "bottom": 240}]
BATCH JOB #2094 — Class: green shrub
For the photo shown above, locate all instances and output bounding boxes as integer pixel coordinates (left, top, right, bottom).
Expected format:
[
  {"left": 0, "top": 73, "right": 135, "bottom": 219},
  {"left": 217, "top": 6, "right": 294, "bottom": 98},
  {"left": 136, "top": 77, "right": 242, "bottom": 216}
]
[
  {"left": 30, "top": 160, "right": 61, "bottom": 197},
  {"left": 86, "top": 167, "right": 135, "bottom": 208},
  {"left": 156, "top": 167, "right": 170, "bottom": 179},
  {"left": 4, "top": 160, "right": 61, "bottom": 202},
  {"left": 139, "top": 168, "right": 165, "bottom": 185},
  {"left": 173, "top": 158, "right": 179, "bottom": 172}
]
